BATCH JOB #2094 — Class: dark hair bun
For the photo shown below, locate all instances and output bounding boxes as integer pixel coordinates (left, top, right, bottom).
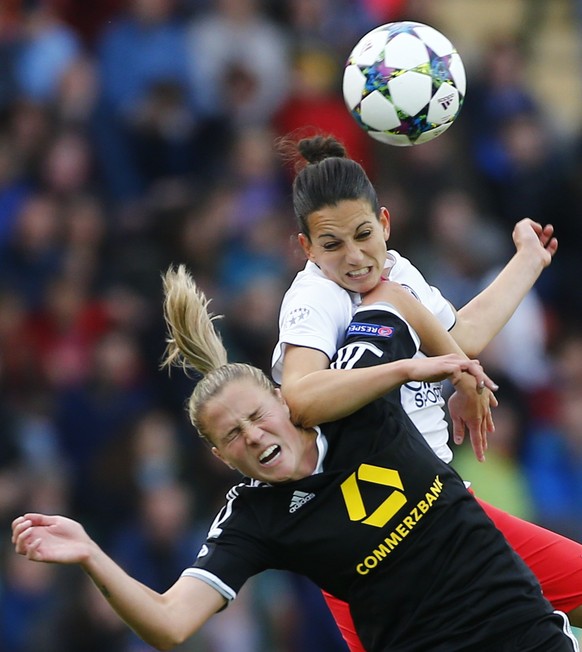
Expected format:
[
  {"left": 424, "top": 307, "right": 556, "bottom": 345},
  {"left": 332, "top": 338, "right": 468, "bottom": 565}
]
[{"left": 298, "top": 135, "right": 347, "bottom": 164}]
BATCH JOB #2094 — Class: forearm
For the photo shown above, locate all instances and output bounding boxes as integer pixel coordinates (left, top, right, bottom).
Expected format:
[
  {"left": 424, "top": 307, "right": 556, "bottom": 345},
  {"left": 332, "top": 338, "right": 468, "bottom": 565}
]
[
  {"left": 285, "top": 360, "right": 413, "bottom": 427},
  {"left": 451, "top": 250, "right": 546, "bottom": 356},
  {"left": 81, "top": 544, "right": 194, "bottom": 650}
]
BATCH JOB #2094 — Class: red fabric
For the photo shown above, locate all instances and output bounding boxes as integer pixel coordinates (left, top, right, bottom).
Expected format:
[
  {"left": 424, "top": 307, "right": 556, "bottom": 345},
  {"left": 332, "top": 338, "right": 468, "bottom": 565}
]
[
  {"left": 477, "top": 497, "right": 582, "bottom": 614},
  {"left": 322, "top": 497, "right": 582, "bottom": 652}
]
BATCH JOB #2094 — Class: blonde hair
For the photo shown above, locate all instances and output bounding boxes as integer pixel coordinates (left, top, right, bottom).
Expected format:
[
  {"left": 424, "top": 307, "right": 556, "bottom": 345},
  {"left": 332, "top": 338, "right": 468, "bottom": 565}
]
[{"left": 161, "top": 265, "right": 274, "bottom": 441}]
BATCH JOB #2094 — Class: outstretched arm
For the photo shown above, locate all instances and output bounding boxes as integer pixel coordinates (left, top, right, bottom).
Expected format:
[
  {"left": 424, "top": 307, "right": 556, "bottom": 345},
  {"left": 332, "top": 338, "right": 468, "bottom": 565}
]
[
  {"left": 12, "top": 514, "right": 225, "bottom": 651},
  {"left": 450, "top": 219, "right": 557, "bottom": 357}
]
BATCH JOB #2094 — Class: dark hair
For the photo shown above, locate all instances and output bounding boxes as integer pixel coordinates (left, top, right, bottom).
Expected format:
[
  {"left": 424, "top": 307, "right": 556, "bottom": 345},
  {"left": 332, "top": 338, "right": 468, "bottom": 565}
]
[{"left": 286, "top": 134, "right": 380, "bottom": 237}]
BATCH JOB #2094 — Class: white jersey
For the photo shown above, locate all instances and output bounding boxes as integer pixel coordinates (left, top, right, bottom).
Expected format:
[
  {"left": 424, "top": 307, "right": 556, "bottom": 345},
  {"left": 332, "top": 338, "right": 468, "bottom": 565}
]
[{"left": 272, "top": 250, "right": 457, "bottom": 463}]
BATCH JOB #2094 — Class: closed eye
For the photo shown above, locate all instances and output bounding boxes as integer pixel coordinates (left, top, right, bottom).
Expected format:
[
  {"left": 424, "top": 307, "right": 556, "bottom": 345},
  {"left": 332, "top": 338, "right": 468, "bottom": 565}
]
[
  {"left": 224, "top": 427, "right": 241, "bottom": 444},
  {"left": 356, "top": 230, "right": 372, "bottom": 240},
  {"left": 322, "top": 241, "right": 340, "bottom": 251}
]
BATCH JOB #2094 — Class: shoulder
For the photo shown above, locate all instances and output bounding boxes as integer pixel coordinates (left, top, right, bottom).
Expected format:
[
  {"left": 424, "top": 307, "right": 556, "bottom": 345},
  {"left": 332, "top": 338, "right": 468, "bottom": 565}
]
[
  {"left": 280, "top": 264, "right": 353, "bottom": 321},
  {"left": 286, "top": 263, "right": 348, "bottom": 297},
  {"left": 207, "top": 479, "right": 271, "bottom": 537}
]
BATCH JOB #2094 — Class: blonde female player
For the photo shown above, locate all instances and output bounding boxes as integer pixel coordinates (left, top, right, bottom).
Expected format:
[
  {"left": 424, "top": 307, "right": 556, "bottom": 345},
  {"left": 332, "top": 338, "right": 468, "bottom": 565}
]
[{"left": 272, "top": 134, "right": 582, "bottom": 650}]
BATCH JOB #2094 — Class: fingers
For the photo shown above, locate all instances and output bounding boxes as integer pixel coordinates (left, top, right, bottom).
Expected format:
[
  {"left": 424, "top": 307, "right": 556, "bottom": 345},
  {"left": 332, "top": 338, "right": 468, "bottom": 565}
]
[
  {"left": 545, "top": 236, "right": 558, "bottom": 257},
  {"left": 452, "top": 416, "right": 465, "bottom": 446},
  {"left": 12, "top": 518, "right": 35, "bottom": 556},
  {"left": 468, "top": 423, "right": 486, "bottom": 463},
  {"left": 486, "top": 409, "right": 495, "bottom": 434},
  {"left": 462, "top": 360, "right": 499, "bottom": 393}
]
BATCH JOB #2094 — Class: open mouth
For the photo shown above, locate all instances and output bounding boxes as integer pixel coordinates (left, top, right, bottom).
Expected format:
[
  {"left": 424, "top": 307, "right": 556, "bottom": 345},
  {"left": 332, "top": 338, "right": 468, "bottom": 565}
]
[{"left": 259, "top": 444, "right": 281, "bottom": 465}]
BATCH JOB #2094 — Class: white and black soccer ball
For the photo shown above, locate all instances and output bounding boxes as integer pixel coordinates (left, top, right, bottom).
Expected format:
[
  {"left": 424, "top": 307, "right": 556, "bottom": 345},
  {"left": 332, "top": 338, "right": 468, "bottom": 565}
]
[{"left": 343, "top": 21, "right": 466, "bottom": 146}]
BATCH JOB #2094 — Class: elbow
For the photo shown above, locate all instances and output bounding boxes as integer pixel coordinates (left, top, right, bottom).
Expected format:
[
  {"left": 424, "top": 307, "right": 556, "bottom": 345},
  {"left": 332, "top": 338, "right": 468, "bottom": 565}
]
[
  {"left": 283, "top": 390, "right": 314, "bottom": 428},
  {"left": 143, "top": 625, "right": 190, "bottom": 651},
  {"left": 288, "top": 401, "right": 317, "bottom": 429}
]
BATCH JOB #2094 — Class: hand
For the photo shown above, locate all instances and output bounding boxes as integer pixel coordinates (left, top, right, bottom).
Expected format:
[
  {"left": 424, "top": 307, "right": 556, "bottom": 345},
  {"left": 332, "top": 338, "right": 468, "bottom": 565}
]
[
  {"left": 12, "top": 513, "right": 93, "bottom": 565},
  {"left": 406, "top": 355, "right": 498, "bottom": 391},
  {"left": 448, "top": 384, "right": 498, "bottom": 463},
  {"left": 512, "top": 218, "right": 558, "bottom": 269}
]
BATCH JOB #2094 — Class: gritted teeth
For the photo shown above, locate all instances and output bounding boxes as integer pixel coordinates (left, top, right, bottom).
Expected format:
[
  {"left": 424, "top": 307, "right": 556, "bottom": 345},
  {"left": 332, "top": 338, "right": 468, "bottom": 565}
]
[
  {"left": 347, "top": 267, "right": 371, "bottom": 278},
  {"left": 259, "top": 444, "right": 281, "bottom": 465}
]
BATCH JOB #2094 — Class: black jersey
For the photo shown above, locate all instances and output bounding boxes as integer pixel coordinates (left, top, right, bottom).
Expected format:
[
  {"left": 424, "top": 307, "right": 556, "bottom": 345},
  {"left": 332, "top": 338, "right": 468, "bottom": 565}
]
[{"left": 185, "top": 304, "right": 553, "bottom": 651}]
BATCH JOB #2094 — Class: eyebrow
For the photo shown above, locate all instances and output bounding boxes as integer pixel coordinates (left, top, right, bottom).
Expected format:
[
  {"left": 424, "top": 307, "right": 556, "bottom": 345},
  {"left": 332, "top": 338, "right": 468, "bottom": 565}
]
[
  {"left": 316, "top": 220, "right": 372, "bottom": 240},
  {"left": 222, "top": 408, "right": 262, "bottom": 440}
]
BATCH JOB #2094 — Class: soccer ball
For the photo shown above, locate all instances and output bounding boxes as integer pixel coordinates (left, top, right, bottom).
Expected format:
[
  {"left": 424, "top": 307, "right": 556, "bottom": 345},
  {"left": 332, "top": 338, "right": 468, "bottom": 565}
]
[{"left": 343, "top": 21, "right": 466, "bottom": 146}]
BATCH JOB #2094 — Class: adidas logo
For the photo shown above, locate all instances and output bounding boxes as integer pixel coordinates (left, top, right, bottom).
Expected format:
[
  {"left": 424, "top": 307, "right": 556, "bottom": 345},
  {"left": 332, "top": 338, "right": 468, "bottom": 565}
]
[
  {"left": 438, "top": 93, "right": 455, "bottom": 110},
  {"left": 289, "top": 490, "right": 315, "bottom": 513}
]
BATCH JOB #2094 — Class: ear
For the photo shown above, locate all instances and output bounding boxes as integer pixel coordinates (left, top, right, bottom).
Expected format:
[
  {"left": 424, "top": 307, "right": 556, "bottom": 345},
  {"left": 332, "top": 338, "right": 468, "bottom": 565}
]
[
  {"left": 379, "top": 207, "right": 391, "bottom": 241},
  {"left": 211, "top": 446, "right": 235, "bottom": 470},
  {"left": 297, "top": 232, "right": 315, "bottom": 262},
  {"left": 274, "top": 388, "right": 291, "bottom": 418}
]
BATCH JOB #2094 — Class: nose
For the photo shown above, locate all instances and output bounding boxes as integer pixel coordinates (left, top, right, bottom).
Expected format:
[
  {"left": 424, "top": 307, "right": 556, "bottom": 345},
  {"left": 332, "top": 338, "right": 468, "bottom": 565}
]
[
  {"left": 345, "top": 240, "right": 365, "bottom": 265},
  {"left": 242, "top": 422, "right": 263, "bottom": 444}
]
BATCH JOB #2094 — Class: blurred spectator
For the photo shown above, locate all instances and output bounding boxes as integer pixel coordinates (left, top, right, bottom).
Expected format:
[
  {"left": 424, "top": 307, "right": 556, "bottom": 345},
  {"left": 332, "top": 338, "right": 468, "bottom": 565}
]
[
  {"left": 14, "top": 4, "right": 83, "bottom": 103},
  {"left": 54, "top": 329, "right": 156, "bottom": 540},
  {"left": 522, "top": 331, "right": 582, "bottom": 542},
  {"left": 109, "top": 481, "right": 204, "bottom": 598},
  {"left": 186, "top": 0, "right": 290, "bottom": 126},
  {"left": 54, "top": 54, "right": 99, "bottom": 125},
  {"left": 272, "top": 47, "right": 375, "bottom": 175},
  {"left": 48, "top": 573, "right": 132, "bottom": 652},
  {"left": 0, "top": 0, "right": 21, "bottom": 108},
  {"left": 0, "top": 136, "right": 33, "bottom": 252},
  {"left": 0, "top": 544, "right": 65, "bottom": 652},
  {"left": 0, "top": 192, "right": 64, "bottom": 309},
  {"left": 5, "top": 100, "right": 54, "bottom": 182},
  {"left": 274, "top": 0, "right": 376, "bottom": 58},
  {"left": 93, "top": 0, "right": 194, "bottom": 201},
  {"left": 459, "top": 35, "right": 560, "bottom": 225},
  {"left": 23, "top": 272, "right": 112, "bottom": 388},
  {"left": 411, "top": 187, "right": 509, "bottom": 308}
]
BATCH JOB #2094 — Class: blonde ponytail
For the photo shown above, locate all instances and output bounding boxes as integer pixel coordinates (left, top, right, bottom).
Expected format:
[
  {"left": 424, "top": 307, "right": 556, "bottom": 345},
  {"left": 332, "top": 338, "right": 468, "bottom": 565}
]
[
  {"left": 161, "top": 265, "right": 228, "bottom": 375},
  {"left": 160, "top": 265, "right": 274, "bottom": 442}
]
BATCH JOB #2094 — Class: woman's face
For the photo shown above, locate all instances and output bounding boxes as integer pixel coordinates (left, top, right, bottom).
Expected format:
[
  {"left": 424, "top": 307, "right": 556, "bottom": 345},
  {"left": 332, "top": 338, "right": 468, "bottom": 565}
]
[
  {"left": 203, "top": 379, "right": 317, "bottom": 483},
  {"left": 298, "top": 199, "right": 390, "bottom": 294}
]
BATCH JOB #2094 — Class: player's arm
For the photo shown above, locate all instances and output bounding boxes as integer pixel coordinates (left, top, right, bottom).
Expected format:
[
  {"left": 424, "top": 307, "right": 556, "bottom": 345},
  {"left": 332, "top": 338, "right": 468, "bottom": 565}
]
[
  {"left": 281, "top": 283, "right": 495, "bottom": 428},
  {"left": 450, "top": 219, "right": 557, "bottom": 357},
  {"left": 361, "top": 281, "right": 498, "bottom": 461},
  {"left": 12, "top": 513, "right": 225, "bottom": 650},
  {"left": 282, "top": 343, "right": 433, "bottom": 427}
]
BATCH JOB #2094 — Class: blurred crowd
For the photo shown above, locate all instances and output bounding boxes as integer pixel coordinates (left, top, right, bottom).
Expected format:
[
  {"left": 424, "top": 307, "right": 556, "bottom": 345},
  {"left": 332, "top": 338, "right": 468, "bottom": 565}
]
[{"left": 0, "top": 0, "right": 581, "bottom": 650}]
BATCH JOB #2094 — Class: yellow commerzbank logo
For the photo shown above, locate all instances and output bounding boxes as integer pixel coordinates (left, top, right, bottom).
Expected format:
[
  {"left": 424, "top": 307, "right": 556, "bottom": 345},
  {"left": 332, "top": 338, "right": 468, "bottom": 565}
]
[{"left": 340, "top": 464, "right": 407, "bottom": 528}]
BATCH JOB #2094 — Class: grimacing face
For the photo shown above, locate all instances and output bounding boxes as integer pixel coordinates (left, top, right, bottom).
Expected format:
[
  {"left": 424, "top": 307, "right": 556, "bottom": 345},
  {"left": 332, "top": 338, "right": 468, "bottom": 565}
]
[
  {"left": 298, "top": 199, "right": 390, "bottom": 295},
  {"left": 202, "top": 379, "right": 318, "bottom": 483}
]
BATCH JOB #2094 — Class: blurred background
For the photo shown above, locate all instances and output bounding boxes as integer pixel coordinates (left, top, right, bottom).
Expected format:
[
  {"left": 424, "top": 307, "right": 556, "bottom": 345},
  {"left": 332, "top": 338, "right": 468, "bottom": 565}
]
[{"left": 0, "top": 0, "right": 581, "bottom": 650}]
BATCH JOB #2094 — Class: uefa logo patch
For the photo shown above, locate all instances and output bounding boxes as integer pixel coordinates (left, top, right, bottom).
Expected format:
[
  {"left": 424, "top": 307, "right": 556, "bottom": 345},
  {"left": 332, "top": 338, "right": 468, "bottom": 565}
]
[
  {"left": 284, "top": 306, "right": 310, "bottom": 329},
  {"left": 347, "top": 322, "right": 394, "bottom": 338}
]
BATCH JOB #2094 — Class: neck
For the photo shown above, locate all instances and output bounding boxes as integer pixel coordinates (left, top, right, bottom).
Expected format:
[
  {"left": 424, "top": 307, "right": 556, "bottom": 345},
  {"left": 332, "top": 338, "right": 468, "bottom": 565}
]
[{"left": 298, "top": 426, "right": 319, "bottom": 477}]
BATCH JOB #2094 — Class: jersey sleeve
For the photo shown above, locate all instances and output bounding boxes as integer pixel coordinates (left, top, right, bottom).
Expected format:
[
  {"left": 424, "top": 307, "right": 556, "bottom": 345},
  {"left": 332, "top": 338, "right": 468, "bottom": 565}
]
[
  {"left": 181, "top": 486, "right": 274, "bottom": 602},
  {"left": 271, "top": 276, "right": 353, "bottom": 383},
  {"left": 332, "top": 301, "right": 419, "bottom": 370}
]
